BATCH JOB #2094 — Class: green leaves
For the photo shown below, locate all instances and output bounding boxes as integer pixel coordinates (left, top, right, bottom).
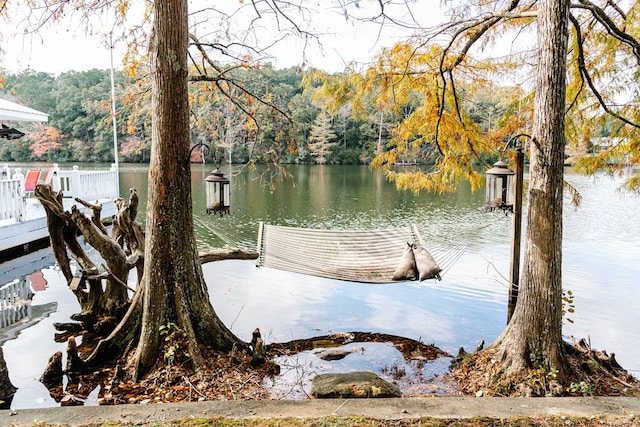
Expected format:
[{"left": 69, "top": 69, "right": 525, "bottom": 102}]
[
  {"left": 159, "top": 322, "right": 189, "bottom": 366},
  {"left": 562, "top": 289, "right": 575, "bottom": 324}
]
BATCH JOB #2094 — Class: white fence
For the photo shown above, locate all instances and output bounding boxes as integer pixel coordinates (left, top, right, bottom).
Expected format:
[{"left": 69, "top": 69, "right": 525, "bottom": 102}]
[
  {"left": 56, "top": 165, "right": 119, "bottom": 201},
  {"left": 0, "top": 176, "right": 23, "bottom": 221},
  {"left": 0, "top": 163, "right": 119, "bottom": 223}
]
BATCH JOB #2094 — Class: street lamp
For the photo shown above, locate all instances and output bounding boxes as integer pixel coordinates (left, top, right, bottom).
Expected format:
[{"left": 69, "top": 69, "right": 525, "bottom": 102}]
[
  {"left": 485, "top": 134, "right": 529, "bottom": 322},
  {"left": 189, "top": 142, "right": 231, "bottom": 216}
]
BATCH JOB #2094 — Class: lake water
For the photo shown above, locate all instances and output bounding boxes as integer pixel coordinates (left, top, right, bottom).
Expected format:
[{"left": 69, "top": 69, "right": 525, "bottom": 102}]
[{"left": 1, "top": 163, "right": 639, "bottom": 407}]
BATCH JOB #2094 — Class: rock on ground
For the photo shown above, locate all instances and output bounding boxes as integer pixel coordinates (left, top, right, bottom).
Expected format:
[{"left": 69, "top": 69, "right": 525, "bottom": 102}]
[{"left": 311, "top": 371, "right": 401, "bottom": 398}]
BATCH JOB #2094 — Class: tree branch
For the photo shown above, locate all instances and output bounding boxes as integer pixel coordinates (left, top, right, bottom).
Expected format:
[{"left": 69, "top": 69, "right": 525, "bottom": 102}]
[
  {"left": 188, "top": 33, "right": 293, "bottom": 131},
  {"left": 433, "top": 0, "right": 524, "bottom": 151},
  {"left": 573, "top": 0, "right": 640, "bottom": 65},
  {"left": 569, "top": 14, "right": 640, "bottom": 129},
  {"left": 198, "top": 248, "right": 259, "bottom": 264}
]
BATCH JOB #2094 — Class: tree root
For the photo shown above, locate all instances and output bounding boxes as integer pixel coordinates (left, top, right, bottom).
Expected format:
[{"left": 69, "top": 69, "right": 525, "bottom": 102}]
[
  {"left": 448, "top": 338, "right": 640, "bottom": 397},
  {"left": 34, "top": 183, "right": 270, "bottom": 402}
]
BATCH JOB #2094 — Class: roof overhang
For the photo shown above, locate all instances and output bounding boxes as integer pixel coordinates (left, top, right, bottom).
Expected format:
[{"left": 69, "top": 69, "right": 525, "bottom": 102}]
[{"left": 0, "top": 98, "right": 49, "bottom": 122}]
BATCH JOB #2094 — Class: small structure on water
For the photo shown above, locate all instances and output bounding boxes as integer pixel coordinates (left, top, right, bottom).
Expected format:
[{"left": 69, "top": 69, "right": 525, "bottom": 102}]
[{"left": 0, "top": 163, "right": 119, "bottom": 259}]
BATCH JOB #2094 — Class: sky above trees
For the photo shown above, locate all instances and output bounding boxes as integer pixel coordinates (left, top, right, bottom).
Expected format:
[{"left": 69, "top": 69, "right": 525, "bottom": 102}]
[{"left": 1, "top": 1, "right": 443, "bottom": 75}]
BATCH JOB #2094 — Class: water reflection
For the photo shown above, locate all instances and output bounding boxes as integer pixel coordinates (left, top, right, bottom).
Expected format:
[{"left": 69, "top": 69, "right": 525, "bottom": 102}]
[
  {"left": 197, "top": 165, "right": 640, "bottom": 380},
  {"left": 1, "top": 164, "right": 638, "bottom": 408},
  {"left": 562, "top": 170, "right": 640, "bottom": 375}
]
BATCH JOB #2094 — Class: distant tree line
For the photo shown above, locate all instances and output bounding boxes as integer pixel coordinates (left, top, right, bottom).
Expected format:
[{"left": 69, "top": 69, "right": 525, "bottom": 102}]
[{"left": 0, "top": 66, "right": 513, "bottom": 165}]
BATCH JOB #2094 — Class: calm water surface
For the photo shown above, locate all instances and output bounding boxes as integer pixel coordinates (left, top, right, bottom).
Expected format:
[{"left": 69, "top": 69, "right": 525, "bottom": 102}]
[{"left": 1, "top": 163, "right": 639, "bottom": 406}]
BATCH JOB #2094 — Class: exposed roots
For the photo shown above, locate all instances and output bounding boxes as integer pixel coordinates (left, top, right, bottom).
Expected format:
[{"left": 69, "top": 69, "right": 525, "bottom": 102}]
[
  {"left": 448, "top": 340, "right": 640, "bottom": 397},
  {"left": 41, "top": 336, "right": 279, "bottom": 406}
]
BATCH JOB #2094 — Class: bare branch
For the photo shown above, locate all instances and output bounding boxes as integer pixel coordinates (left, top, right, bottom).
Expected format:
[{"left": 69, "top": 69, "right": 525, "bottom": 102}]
[
  {"left": 566, "top": 14, "right": 587, "bottom": 114},
  {"left": 572, "top": 0, "right": 640, "bottom": 64},
  {"left": 605, "top": 0, "right": 626, "bottom": 19},
  {"left": 569, "top": 14, "right": 640, "bottom": 129},
  {"left": 431, "top": 0, "right": 525, "bottom": 149}
]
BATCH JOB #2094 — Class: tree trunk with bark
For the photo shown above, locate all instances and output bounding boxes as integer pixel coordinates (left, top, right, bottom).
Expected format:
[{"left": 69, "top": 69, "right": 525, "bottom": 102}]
[
  {"left": 28, "top": 0, "right": 310, "bottom": 400},
  {"left": 130, "top": 0, "right": 247, "bottom": 381},
  {"left": 490, "top": 0, "right": 570, "bottom": 381}
]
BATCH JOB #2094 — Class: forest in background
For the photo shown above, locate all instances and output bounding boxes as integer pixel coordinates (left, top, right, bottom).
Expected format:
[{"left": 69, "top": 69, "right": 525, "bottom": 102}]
[{"left": 0, "top": 66, "right": 517, "bottom": 166}]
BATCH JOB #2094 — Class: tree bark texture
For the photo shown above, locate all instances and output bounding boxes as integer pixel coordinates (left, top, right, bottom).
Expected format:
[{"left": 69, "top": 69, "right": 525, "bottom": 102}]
[
  {"left": 491, "top": 0, "right": 569, "bottom": 381},
  {"left": 133, "top": 0, "right": 245, "bottom": 380}
]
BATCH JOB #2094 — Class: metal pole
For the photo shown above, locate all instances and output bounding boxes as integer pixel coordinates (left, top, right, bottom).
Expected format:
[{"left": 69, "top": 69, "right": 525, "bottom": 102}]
[
  {"left": 507, "top": 145, "right": 524, "bottom": 322},
  {"left": 110, "top": 33, "right": 120, "bottom": 192}
]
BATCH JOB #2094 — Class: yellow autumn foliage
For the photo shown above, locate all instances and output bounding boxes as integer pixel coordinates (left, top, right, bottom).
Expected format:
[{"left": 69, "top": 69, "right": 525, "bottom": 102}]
[{"left": 311, "top": 37, "right": 529, "bottom": 194}]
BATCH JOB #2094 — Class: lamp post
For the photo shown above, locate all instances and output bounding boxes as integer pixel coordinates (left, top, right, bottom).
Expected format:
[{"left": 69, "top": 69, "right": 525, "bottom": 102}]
[
  {"left": 485, "top": 134, "right": 528, "bottom": 322},
  {"left": 189, "top": 142, "right": 231, "bottom": 216}
]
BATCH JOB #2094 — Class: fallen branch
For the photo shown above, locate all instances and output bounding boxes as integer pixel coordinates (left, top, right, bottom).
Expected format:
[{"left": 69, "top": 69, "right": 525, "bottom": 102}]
[{"left": 198, "top": 248, "right": 258, "bottom": 264}]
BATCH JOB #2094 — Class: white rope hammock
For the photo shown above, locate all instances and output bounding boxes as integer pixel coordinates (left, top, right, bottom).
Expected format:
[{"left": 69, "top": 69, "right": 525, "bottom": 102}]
[{"left": 255, "top": 222, "right": 441, "bottom": 283}]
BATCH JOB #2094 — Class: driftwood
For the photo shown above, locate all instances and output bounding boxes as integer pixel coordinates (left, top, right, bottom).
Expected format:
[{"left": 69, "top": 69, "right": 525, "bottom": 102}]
[
  {"left": 35, "top": 185, "right": 102, "bottom": 314},
  {"left": 199, "top": 248, "right": 259, "bottom": 264},
  {"left": 34, "top": 182, "right": 269, "bottom": 395},
  {"left": 74, "top": 197, "right": 108, "bottom": 235},
  {"left": 35, "top": 184, "right": 124, "bottom": 316}
]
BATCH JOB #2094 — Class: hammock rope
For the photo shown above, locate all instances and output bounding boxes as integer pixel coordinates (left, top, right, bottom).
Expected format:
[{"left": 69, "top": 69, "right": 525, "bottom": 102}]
[
  {"left": 196, "top": 216, "right": 481, "bottom": 283},
  {"left": 431, "top": 242, "right": 468, "bottom": 276},
  {"left": 195, "top": 215, "right": 255, "bottom": 250}
]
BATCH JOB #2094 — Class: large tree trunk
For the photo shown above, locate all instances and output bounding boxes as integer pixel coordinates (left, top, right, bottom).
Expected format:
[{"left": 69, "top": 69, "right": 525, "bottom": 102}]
[
  {"left": 131, "top": 0, "right": 246, "bottom": 380},
  {"left": 488, "top": 0, "right": 570, "bottom": 382}
]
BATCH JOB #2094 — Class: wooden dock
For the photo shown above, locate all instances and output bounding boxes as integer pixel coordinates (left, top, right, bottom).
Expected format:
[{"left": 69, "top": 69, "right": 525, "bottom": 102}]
[{"left": 0, "top": 163, "right": 119, "bottom": 260}]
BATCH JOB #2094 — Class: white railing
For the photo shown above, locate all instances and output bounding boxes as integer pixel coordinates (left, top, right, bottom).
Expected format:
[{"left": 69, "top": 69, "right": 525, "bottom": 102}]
[
  {"left": 0, "top": 163, "right": 119, "bottom": 223},
  {"left": 0, "top": 166, "right": 25, "bottom": 222},
  {"left": 55, "top": 164, "right": 119, "bottom": 201}
]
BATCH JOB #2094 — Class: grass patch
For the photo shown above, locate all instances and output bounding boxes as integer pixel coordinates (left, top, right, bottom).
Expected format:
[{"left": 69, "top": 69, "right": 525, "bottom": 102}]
[{"left": 37, "top": 415, "right": 638, "bottom": 427}]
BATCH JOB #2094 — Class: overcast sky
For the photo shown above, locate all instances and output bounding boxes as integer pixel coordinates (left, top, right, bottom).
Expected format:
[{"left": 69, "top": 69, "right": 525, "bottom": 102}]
[{"left": 1, "top": 1, "right": 442, "bottom": 76}]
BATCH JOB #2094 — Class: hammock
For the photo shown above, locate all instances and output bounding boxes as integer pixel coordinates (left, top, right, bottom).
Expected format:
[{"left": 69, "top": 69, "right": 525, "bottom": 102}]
[{"left": 255, "top": 222, "right": 441, "bottom": 283}]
